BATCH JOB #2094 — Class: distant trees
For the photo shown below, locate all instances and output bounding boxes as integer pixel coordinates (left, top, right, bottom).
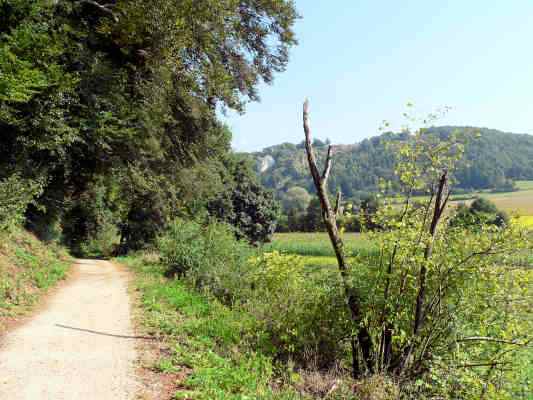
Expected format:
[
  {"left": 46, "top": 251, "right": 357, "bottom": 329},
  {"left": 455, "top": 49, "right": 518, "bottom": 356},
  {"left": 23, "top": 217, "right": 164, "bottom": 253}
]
[
  {"left": 277, "top": 189, "right": 381, "bottom": 233},
  {"left": 280, "top": 186, "right": 312, "bottom": 214},
  {"left": 451, "top": 198, "right": 509, "bottom": 228},
  {"left": 252, "top": 127, "right": 533, "bottom": 199}
]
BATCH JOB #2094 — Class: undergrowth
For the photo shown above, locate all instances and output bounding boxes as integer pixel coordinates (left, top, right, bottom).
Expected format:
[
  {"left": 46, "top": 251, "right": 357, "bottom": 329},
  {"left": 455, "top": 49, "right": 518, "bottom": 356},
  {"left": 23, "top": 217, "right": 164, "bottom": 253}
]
[
  {"left": 0, "top": 227, "right": 71, "bottom": 329},
  {"left": 121, "top": 254, "right": 311, "bottom": 400}
]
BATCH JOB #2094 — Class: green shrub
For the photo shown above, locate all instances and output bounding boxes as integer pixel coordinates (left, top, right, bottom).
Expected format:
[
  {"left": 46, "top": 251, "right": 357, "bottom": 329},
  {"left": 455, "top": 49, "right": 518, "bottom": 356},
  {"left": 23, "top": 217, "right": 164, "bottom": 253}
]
[
  {"left": 0, "top": 174, "right": 44, "bottom": 231},
  {"left": 158, "top": 221, "right": 351, "bottom": 368},
  {"left": 451, "top": 198, "right": 510, "bottom": 228},
  {"left": 247, "top": 251, "right": 350, "bottom": 367},
  {"left": 158, "top": 219, "right": 255, "bottom": 301}
]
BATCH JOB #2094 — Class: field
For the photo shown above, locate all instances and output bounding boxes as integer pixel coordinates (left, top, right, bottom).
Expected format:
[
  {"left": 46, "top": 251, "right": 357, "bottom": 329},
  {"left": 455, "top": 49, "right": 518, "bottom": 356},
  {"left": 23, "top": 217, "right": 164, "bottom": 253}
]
[
  {"left": 447, "top": 180, "right": 533, "bottom": 216},
  {"left": 264, "top": 232, "right": 375, "bottom": 258}
]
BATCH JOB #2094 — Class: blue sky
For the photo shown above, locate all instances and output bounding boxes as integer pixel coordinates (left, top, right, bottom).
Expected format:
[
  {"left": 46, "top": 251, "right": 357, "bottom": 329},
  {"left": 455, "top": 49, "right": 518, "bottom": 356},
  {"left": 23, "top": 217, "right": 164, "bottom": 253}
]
[{"left": 225, "top": 1, "right": 533, "bottom": 152}]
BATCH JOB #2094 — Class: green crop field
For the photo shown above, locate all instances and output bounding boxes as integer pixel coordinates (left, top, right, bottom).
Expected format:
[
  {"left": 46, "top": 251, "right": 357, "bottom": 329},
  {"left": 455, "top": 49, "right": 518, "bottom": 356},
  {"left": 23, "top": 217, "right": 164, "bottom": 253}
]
[{"left": 264, "top": 232, "right": 376, "bottom": 257}]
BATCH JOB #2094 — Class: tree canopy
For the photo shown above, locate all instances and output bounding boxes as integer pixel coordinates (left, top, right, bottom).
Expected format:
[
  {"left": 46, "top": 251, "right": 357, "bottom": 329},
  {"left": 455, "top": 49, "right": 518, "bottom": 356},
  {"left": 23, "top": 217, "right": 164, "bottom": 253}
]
[
  {"left": 250, "top": 126, "right": 533, "bottom": 199},
  {"left": 0, "top": 0, "right": 297, "bottom": 250}
]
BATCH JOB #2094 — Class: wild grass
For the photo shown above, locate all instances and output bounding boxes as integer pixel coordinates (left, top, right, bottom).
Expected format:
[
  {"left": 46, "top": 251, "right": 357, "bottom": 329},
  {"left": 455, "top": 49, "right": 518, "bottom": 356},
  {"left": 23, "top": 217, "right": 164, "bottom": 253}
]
[
  {"left": 0, "top": 227, "right": 71, "bottom": 329},
  {"left": 120, "top": 254, "right": 307, "bottom": 400}
]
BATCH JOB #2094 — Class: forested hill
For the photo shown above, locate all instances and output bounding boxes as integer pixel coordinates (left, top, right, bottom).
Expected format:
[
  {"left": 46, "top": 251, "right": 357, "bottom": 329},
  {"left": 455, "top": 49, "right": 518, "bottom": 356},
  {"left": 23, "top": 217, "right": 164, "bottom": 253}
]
[{"left": 250, "top": 126, "right": 533, "bottom": 198}]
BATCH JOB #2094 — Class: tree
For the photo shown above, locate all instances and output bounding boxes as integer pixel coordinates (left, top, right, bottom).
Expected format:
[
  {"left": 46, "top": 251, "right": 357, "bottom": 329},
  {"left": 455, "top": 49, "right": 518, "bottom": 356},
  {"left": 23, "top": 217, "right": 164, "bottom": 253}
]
[
  {"left": 451, "top": 198, "right": 510, "bottom": 228},
  {"left": 302, "top": 100, "right": 373, "bottom": 376},
  {"left": 0, "top": 0, "right": 298, "bottom": 252},
  {"left": 302, "top": 102, "right": 532, "bottom": 396},
  {"left": 208, "top": 159, "right": 280, "bottom": 244},
  {"left": 280, "top": 186, "right": 312, "bottom": 213},
  {"left": 302, "top": 198, "right": 325, "bottom": 232}
]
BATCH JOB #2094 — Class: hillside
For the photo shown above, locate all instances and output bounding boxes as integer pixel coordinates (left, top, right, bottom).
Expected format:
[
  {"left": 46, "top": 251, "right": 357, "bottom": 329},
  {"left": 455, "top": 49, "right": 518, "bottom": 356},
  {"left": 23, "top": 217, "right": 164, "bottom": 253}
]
[
  {"left": 0, "top": 228, "right": 71, "bottom": 333},
  {"left": 250, "top": 126, "right": 533, "bottom": 199}
]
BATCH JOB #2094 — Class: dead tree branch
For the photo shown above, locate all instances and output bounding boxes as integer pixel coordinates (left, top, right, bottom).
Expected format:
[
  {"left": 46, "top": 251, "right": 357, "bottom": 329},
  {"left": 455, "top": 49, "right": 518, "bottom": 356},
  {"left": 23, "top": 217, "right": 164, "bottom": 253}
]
[
  {"left": 78, "top": 0, "right": 119, "bottom": 22},
  {"left": 303, "top": 99, "right": 373, "bottom": 375}
]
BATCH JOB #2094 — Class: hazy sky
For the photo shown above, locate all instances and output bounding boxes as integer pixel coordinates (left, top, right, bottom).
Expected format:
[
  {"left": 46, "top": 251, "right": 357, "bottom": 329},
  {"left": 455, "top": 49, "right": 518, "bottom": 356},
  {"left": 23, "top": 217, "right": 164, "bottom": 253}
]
[{"left": 224, "top": 1, "right": 533, "bottom": 152}]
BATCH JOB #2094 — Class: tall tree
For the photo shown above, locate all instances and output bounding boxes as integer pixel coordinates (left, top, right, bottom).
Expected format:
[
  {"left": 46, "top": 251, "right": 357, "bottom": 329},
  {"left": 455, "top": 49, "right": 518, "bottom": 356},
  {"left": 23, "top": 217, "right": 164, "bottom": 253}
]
[{"left": 0, "top": 0, "right": 298, "bottom": 250}]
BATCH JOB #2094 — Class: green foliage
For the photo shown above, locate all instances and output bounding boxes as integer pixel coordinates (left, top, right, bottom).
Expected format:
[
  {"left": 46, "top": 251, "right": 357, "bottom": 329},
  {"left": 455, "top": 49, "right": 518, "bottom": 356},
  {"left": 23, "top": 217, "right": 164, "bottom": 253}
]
[
  {"left": 208, "top": 159, "right": 280, "bottom": 244},
  {"left": 280, "top": 187, "right": 312, "bottom": 213},
  {"left": 348, "top": 117, "right": 533, "bottom": 398},
  {"left": 157, "top": 221, "right": 352, "bottom": 368},
  {"left": 120, "top": 255, "right": 303, "bottom": 399},
  {"left": 247, "top": 251, "right": 350, "bottom": 366},
  {"left": 0, "top": 227, "right": 70, "bottom": 325},
  {"left": 0, "top": 174, "right": 44, "bottom": 231},
  {"left": 451, "top": 198, "right": 510, "bottom": 228},
  {"left": 251, "top": 127, "right": 533, "bottom": 199},
  {"left": 158, "top": 219, "right": 255, "bottom": 298},
  {"left": 0, "top": 0, "right": 297, "bottom": 252}
]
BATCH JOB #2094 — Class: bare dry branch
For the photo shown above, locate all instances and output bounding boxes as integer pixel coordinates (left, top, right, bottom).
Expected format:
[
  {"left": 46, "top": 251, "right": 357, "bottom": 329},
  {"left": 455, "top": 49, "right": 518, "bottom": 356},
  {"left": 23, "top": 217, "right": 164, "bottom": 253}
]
[
  {"left": 334, "top": 191, "right": 342, "bottom": 216},
  {"left": 322, "top": 145, "right": 333, "bottom": 183},
  {"left": 457, "top": 337, "right": 531, "bottom": 346},
  {"left": 78, "top": 0, "right": 119, "bottom": 21},
  {"left": 302, "top": 99, "right": 373, "bottom": 376}
]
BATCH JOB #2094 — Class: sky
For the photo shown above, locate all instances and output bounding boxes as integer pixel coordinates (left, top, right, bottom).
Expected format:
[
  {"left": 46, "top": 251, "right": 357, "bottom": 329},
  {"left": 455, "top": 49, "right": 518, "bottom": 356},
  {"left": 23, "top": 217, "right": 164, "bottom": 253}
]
[{"left": 225, "top": 0, "right": 533, "bottom": 152}]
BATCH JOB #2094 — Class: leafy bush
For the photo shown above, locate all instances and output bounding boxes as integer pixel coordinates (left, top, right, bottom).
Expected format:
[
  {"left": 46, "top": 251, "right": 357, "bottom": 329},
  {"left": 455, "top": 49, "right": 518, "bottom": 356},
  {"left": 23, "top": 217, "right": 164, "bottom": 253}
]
[
  {"left": 0, "top": 174, "right": 43, "bottom": 231},
  {"left": 451, "top": 198, "right": 509, "bottom": 228},
  {"left": 158, "top": 219, "right": 255, "bottom": 301},
  {"left": 157, "top": 220, "right": 350, "bottom": 367},
  {"left": 247, "top": 252, "right": 350, "bottom": 366}
]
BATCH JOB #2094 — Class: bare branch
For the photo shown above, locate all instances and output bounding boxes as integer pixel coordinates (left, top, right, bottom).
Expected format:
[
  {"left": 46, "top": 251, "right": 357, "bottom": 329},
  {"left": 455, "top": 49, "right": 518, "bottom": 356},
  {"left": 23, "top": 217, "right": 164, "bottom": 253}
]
[
  {"left": 78, "top": 0, "right": 119, "bottom": 21},
  {"left": 334, "top": 190, "right": 342, "bottom": 216},
  {"left": 457, "top": 337, "right": 531, "bottom": 346},
  {"left": 322, "top": 145, "right": 333, "bottom": 183},
  {"left": 302, "top": 100, "right": 373, "bottom": 376},
  {"left": 303, "top": 99, "right": 323, "bottom": 189}
]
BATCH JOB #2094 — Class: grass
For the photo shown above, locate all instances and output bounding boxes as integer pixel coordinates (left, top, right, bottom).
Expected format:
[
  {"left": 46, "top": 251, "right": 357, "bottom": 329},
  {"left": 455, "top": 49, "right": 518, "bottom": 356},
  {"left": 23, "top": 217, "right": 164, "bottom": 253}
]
[
  {"left": 120, "top": 254, "right": 305, "bottom": 400},
  {"left": 516, "top": 216, "right": 533, "bottom": 228},
  {"left": 0, "top": 227, "right": 71, "bottom": 330},
  {"left": 516, "top": 180, "right": 533, "bottom": 190},
  {"left": 264, "top": 232, "right": 376, "bottom": 257},
  {"left": 404, "top": 180, "right": 533, "bottom": 216},
  {"left": 449, "top": 180, "right": 533, "bottom": 215}
]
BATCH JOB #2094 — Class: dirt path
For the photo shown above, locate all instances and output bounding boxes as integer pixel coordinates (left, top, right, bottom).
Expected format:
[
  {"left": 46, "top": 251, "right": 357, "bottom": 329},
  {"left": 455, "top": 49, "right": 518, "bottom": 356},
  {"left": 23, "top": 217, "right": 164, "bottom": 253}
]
[{"left": 0, "top": 259, "right": 140, "bottom": 399}]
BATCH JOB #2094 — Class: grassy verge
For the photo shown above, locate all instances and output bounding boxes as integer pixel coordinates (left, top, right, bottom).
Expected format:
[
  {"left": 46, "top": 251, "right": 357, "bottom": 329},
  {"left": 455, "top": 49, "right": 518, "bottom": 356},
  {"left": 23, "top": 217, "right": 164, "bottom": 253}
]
[
  {"left": 120, "top": 254, "right": 307, "bottom": 400},
  {"left": 0, "top": 227, "right": 71, "bottom": 330}
]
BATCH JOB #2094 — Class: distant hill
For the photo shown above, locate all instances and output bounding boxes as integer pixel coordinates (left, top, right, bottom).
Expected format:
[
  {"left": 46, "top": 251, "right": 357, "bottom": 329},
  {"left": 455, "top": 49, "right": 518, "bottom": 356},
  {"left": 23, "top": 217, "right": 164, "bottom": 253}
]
[{"left": 248, "top": 126, "right": 533, "bottom": 199}]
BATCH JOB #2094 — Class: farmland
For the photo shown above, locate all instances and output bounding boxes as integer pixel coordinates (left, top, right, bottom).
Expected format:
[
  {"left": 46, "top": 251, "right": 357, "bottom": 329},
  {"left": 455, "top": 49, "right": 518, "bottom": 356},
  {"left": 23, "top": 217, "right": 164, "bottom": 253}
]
[
  {"left": 448, "top": 180, "right": 533, "bottom": 216},
  {"left": 264, "top": 232, "right": 374, "bottom": 257}
]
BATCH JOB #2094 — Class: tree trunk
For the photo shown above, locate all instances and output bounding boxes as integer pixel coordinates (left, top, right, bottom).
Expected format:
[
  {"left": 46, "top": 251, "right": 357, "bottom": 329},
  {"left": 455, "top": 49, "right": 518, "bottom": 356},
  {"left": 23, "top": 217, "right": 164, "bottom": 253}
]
[{"left": 302, "top": 100, "right": 373, "bottom": 375}]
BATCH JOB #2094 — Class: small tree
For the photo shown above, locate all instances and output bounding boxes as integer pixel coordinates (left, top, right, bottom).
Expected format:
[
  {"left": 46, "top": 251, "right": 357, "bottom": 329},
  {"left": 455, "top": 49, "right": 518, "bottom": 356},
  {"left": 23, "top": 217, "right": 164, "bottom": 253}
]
[
  {"left": 302, "top": 101, "right": 532, "bottom": 396},
  {"left": 208, "top": 159, "right": 280, "bottom": 244}
]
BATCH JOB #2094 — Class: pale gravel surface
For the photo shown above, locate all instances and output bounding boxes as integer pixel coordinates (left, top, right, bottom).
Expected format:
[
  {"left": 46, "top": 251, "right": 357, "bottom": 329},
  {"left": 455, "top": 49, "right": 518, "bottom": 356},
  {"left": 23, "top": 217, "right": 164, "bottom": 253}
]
[{"left": 0, "top": 259, "right": 140, "bottom": 400}]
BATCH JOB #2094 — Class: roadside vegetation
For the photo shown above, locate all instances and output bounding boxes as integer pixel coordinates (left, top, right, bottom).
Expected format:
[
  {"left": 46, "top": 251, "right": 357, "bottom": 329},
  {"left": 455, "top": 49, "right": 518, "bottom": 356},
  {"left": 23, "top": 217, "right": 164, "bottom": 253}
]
[
  {"left": 122, "top": 253, "right": 309, "bottom": 400},
  {"left": 0, "top": 227, "right": 71, "bottom": 332},
  {"left": 2, "top": 2, "right": 532, "bottom": 399}
]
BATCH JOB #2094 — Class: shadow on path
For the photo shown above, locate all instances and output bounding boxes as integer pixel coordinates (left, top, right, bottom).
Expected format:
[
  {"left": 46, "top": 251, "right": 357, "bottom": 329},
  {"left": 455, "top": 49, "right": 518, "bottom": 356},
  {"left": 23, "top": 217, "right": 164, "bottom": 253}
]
[{"left": 55, "top": 324, "right": 155, "bottom": 340}]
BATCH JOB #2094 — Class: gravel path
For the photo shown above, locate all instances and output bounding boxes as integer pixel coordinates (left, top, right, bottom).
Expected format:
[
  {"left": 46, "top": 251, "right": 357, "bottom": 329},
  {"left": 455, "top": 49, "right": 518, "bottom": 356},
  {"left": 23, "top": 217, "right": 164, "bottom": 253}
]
[{"left": 0, "top": 259, "right": 139, "bottom": 399}]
